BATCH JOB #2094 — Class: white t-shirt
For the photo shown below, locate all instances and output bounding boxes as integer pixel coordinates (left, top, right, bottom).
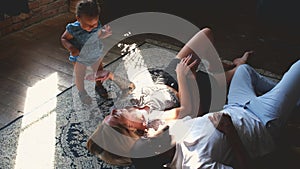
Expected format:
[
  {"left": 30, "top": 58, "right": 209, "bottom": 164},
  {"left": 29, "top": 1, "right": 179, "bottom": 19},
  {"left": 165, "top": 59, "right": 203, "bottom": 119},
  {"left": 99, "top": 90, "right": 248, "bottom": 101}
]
[{"left": 168, "top": 106, "right": 275, "bottom": 169}]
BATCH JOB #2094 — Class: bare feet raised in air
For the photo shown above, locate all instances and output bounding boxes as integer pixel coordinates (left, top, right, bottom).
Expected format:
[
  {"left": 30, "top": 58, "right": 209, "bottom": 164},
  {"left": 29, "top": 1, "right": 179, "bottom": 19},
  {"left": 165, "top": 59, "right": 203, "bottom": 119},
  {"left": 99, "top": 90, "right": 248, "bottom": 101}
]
[{"left": 233, "top": 50, "right": 254, "bottom": 66}]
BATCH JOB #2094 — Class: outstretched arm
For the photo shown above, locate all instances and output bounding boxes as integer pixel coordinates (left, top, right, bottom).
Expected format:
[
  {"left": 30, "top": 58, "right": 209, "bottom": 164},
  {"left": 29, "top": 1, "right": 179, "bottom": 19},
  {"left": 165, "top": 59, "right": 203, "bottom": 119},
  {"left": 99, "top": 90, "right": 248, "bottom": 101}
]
[
  {"left": 98, "top": 25, "right": 112, "bottom": 39},
  {"left": 85, "top": 70, "right": 135, "bottom": 92}
]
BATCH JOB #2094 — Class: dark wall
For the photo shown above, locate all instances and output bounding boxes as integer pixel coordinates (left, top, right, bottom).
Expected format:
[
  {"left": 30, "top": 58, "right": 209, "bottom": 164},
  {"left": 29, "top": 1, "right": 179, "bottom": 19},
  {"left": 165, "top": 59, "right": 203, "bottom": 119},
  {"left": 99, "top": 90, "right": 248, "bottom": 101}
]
[
  {"left": 257, "top": 0, "right": 300, "bottom": 26},
  {"left": 99, "top": 0, "right": 300, "bottom": 32},
  {"left": 99, "top": 0, "right": 250, "bottom": 26}
]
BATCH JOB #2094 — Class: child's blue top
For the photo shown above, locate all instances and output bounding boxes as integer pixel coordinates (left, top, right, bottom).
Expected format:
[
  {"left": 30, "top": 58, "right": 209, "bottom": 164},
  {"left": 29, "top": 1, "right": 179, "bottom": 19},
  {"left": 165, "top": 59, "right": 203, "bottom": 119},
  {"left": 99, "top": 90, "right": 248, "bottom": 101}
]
[{"left": 66, "top": 21, "right": 102, "bottom": 50}]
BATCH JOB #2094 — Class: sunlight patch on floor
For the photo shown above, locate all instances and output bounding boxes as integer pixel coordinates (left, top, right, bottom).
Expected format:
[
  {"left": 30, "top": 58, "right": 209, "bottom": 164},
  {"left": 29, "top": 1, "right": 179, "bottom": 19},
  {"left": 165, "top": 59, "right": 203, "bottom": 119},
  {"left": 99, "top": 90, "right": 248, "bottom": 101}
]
[
  {"left": 14, "top": 111, "right": 57, "bottom": 169},
  {"left": 14, "top": 72, "right": 59, "bottom": 169},
  {"left": 22, "top": 73, "right": 59, "bottom": 127}
]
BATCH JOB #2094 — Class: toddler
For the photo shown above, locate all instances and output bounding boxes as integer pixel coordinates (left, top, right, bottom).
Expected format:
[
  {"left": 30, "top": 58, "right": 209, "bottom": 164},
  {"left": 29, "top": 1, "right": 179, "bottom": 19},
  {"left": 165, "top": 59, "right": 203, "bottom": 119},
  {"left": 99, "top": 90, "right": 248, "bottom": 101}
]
[{"left": 61, "top": 0, "right": 112, "bottom": 104}]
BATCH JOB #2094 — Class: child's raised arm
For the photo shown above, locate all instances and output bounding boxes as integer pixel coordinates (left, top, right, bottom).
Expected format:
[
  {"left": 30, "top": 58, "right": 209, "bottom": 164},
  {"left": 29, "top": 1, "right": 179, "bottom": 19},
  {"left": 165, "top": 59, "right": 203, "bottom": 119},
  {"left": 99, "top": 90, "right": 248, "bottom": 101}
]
[{"left": 98, "top": 25, "right": 112, "bottom": 39}]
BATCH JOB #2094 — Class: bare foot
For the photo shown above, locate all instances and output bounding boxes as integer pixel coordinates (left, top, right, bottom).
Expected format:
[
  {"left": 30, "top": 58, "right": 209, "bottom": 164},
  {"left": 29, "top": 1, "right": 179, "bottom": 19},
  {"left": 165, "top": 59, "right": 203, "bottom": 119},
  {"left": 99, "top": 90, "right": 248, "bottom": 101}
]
[
  {"left": 233, "top": 51, "right": 254, "bottom": 66},
  {"left": 221, "top": 61, "right": 235, "bottom": 71},
  {"left": 78, "top": 90, "right": 92, "bottom": 105}
]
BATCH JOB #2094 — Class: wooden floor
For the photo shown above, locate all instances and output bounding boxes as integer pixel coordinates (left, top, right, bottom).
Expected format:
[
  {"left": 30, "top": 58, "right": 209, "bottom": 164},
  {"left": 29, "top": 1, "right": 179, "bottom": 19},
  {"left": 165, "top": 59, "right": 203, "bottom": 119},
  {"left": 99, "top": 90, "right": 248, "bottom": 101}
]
[{"left": 0, "top": 13, "right": 72, "bottom": 128}]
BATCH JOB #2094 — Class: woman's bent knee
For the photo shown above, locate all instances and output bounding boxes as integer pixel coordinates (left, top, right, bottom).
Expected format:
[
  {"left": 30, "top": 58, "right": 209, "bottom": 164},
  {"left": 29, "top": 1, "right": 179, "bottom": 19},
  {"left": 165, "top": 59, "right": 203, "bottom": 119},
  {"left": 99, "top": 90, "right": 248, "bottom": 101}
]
[{"left": 201, "top": 27, "right": 213, "bottom": 42}]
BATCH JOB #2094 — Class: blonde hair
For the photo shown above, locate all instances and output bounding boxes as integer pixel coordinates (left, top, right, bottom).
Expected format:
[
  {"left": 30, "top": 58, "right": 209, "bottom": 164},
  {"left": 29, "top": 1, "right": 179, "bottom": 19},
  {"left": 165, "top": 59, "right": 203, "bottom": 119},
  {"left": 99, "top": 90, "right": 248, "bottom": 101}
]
[
  {"left": 86, "top": 139, "right": 132, "bottom": 166},
  {"left": 86, "top": 122, "right": 142, "bottom": 166}
]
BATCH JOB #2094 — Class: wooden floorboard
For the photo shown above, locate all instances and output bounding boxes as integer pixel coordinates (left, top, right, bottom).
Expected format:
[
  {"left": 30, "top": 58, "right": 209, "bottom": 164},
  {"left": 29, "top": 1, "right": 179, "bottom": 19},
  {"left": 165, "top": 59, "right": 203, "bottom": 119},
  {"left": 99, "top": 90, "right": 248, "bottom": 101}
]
[
  {"left": 0, "top": 103, "right": 22, "bottom": 128},
  {"left": 3, "top": 50, "right": 72, "bottom": 82},
  {"left": 0, "top": 62, "right": 43, "bottom": 87},
  {"left": 0, "top": 77, "right": 28, "bottom": 97},
  {"left": 0, "top": 89, "right": 26, "bottom": 112}
]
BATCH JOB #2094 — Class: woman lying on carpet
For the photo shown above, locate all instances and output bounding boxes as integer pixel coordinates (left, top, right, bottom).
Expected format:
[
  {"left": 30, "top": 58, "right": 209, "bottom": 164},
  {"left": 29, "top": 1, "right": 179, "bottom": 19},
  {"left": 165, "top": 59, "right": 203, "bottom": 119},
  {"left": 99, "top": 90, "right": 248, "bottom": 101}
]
[
  {"left": 86, "top": 28, "right": 252, "bottom": 165},
  {"left": 87, "top": 56, "right": 300, "bottom": 168}
]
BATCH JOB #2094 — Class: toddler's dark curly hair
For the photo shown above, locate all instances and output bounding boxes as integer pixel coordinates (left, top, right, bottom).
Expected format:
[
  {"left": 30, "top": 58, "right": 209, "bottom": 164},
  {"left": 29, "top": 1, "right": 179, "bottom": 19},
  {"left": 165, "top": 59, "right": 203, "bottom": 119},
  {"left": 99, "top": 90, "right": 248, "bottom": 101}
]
[{"left": 76, "top": 0, "right": 100, "bottom": 18}]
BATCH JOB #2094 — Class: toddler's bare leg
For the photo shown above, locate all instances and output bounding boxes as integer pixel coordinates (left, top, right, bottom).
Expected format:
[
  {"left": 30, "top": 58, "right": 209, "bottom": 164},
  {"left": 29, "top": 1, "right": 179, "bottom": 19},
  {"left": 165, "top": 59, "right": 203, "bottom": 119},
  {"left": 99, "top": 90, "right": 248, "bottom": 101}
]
[
  {"left": 75, "top": 62, "right": 87, "bottom": 92},
  {"left": 92, "top": 59, "right": 108, "bottom": 98},
  {"left": 75, "top": 62, "right": 92, "bottom": 104},
  {"left": 91, "top": 58, "right": 103, "bottom": 74}
]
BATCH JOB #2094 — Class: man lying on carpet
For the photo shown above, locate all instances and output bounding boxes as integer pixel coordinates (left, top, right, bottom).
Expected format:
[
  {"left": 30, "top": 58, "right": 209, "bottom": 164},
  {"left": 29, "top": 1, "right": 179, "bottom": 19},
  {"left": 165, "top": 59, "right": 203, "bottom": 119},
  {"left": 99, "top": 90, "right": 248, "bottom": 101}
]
[
  {"left": 85, "top": 28, "right": 257, "bottom": 166},
  {"left": 87, "top": 54, "right": 300, "bottom": 169}
]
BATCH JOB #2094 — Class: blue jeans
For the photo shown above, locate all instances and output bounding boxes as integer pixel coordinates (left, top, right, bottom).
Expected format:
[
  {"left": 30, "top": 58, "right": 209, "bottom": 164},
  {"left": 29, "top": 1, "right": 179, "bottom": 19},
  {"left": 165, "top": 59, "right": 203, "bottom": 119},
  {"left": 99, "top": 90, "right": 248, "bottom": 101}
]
[{"left": 227, "top": 61, "right": 300, "bottom": 134}]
